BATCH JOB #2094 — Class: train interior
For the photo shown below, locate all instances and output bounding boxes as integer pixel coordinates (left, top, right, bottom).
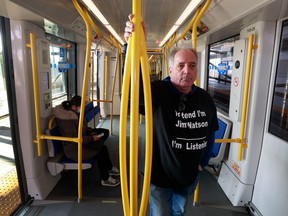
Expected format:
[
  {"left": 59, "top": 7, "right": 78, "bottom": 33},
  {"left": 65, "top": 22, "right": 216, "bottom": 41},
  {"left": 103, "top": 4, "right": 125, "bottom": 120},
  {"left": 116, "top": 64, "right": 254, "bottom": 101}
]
[{"left": 0, "top": 0, "right": 288, "bottom": 215}]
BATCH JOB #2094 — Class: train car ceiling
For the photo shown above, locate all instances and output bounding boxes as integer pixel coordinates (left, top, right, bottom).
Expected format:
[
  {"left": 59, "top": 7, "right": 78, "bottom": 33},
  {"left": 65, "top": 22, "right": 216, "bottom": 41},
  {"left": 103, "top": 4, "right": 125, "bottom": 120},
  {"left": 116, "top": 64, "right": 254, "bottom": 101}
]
[{"left": 0, "top": 0, "right": 286, "bottom": 49}]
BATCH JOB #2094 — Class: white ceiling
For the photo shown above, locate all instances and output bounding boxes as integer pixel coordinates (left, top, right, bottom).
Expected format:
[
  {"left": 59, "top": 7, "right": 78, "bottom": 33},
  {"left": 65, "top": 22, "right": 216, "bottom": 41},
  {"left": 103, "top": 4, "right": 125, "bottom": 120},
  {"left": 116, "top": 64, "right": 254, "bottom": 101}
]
[{"left": 1, "top": 0, "right": 288, "bottom": 49}]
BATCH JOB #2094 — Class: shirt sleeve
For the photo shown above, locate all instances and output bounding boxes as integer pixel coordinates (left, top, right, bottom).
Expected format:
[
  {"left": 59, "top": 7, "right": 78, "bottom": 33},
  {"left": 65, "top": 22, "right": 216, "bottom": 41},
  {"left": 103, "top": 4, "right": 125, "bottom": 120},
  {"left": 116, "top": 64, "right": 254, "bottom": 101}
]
[{"left": 199, "top": 131, "right": 215, "bottom": 169}]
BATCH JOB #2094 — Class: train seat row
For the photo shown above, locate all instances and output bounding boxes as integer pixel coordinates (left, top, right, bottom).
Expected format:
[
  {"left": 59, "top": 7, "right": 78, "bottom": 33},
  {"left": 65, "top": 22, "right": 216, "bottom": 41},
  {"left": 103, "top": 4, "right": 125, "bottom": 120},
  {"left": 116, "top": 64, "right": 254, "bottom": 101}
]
[{"left": 46, "top": 101, "right": 100, "bottom": 176}]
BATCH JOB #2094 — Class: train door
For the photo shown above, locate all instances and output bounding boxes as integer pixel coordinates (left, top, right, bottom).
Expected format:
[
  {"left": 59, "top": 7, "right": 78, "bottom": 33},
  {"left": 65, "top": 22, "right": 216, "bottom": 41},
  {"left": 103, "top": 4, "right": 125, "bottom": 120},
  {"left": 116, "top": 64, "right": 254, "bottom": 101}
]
[
  {"left": 216, "top": 20, "right": 276, "bottom": 206},
  {"left": 250, "top": 18, "right": 288, "bottom": 216},
  {"left": 0, "top": 16, "right": 27, "bottom": 215}
]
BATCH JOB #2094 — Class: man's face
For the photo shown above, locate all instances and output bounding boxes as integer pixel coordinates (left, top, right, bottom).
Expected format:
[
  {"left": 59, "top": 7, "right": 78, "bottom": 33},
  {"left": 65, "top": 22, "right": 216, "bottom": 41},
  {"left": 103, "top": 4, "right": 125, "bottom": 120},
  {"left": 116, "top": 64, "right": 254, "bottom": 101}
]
[{"left": 169, "top": 49, "right": 197, "bottom": 93}]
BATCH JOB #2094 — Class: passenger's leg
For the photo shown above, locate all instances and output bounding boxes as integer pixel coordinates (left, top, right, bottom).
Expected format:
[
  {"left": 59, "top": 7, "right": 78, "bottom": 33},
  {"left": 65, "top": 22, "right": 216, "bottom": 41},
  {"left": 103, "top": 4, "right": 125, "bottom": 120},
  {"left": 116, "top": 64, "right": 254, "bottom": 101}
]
[
  {"left": 149, "top": 183, "right": 173, "bottom": 216},
  {"left": 171, "top": 173, "right": 201, "bottom": 215},
  {"left": 92, "top": 128, "right": 110, "bottom": 141},
  {"left": 95, "top": 146, "right": 113, "bottom": 180}
]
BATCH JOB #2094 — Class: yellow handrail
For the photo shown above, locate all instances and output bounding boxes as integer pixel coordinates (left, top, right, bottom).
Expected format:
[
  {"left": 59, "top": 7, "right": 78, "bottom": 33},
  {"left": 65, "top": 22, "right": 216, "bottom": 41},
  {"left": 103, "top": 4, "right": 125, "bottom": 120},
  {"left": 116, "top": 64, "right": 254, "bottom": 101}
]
[
  {"left": 91, "top": 51, "right": 95, "bottom": 101},
  {"left": 72, "top": 0, "right": 92, "bottom": 201},
  {"left": 110, "top": 50, "right": 120, "bottom": 134},
  {"left": 193, "top": 34, "right": 257, "bottom": 205},
  {"left": 238, "top": 34, "right": 257, "bottom": 161},
  {"left": 173, "top": 7, "right": 200, "bottom": 45},
  {"left": 120, "top": 41, "right": 131, "bottom": 216},
  {"left": 192, "top": 0, "right": 210, "bottom": 49},
  {"left": 84, "top": 9, "right": 115, "bottom": 47},
  {"left": 120, "top": 0, "right": 153, "bottom": 215},
  {"left": 139, "top": 30, "right": 153, "bottom": 216},
  {"left": 193, "top": 0, "right": 211, "bottom": 86},
  {"left": 104, "top": 55, "right": 108, "bottom": 100},
  {"left": 27, "top": 33, "right": 42, "bottom": 156}
]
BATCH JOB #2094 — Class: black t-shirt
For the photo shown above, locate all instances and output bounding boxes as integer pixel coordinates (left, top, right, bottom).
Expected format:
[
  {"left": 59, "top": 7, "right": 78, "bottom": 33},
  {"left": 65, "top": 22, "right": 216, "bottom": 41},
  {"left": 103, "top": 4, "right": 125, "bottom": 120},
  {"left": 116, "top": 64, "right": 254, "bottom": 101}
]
[{"left": 145, "top": 77, "right": 218, "bottom": 188}]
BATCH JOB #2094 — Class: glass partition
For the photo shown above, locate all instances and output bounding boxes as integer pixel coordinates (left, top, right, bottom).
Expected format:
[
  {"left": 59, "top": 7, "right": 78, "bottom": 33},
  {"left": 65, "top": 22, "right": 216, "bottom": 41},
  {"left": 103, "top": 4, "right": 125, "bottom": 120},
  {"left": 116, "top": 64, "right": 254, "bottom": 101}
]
[
  {"left": 207, "top": 35, "right": 239, "bottom": 114},
  {"left": 46, "top": 34, "right": 76, "bottom": 106},
  {"left": 269, "top": 20, "right": 288, "bottom": 142}
]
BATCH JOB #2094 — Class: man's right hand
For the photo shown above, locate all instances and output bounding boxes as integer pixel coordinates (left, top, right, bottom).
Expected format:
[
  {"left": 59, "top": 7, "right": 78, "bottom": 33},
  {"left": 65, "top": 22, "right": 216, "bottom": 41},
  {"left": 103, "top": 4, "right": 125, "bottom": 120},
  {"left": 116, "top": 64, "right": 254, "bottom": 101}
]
[
  {"left": 124, "top": 14, "right": 146, "bottom": 43},
  {"left": 124, "top": 14, "right": 134, "bottom": 43}
]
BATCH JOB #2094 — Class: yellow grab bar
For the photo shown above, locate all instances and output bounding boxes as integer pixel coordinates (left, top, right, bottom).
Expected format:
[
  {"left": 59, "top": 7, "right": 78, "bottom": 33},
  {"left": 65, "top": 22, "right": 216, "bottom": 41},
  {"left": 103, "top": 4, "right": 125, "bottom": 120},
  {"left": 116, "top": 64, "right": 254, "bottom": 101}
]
[
  {"left": 174, "top": 7, "right": 200, "bottom": 45},
  {"left": 238, "top": 34, "right": 257, "bottom": 161},
  {"left": 72, "top": 0, "right": 92, "bottom": 201},
  {"left": 120, "top": 41, "right": 131, "bottom": 216},
  {"left": 192, "top": 0, "right": 210, "bottom": 49},
  {"left": 120, "top": 0, "right": 153, "bottom": 215},
  {"left": 27, "top": 33, "right": 42, "bottom": 156}
]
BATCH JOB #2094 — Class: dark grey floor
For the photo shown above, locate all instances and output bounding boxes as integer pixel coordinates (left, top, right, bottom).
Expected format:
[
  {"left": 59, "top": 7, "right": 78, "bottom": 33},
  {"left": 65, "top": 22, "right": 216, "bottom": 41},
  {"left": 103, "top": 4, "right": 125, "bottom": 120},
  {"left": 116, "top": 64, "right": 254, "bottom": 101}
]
[{"left": 27, "top": 116, "right": 249, "bottom": 216}]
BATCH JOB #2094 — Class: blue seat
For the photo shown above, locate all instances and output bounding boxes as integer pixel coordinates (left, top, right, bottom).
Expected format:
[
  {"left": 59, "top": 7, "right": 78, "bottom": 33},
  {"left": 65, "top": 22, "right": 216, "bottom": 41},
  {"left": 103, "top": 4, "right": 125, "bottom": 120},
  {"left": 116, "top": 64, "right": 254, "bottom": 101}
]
[
  {"left": 209, "top": 116, "right": 232, "bottom": 166},
  {"left": 46, "top": 103, "right": 100, "bottom": 176},
  {"left": 46, "top": 124, "right": 95, "bottom": 176}
]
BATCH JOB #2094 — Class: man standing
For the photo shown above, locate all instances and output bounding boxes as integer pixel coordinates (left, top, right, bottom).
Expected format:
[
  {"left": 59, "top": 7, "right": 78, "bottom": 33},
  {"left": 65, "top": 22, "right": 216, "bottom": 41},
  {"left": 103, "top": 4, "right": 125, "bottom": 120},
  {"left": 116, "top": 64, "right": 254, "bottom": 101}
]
[{"left": 124, "top": 16, "right": 218, "bottom": 215}]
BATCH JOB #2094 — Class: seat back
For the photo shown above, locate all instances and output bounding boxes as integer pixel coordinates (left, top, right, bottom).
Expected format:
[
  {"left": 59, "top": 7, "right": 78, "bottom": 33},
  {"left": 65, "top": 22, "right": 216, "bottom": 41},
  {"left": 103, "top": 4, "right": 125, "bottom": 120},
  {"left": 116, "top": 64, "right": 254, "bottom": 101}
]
[
  {"left": 46, "top": 116, "right": 93, "bottom": 176},
  {"left": 209, "top": 116, "right": 232, "bottom": 166}
]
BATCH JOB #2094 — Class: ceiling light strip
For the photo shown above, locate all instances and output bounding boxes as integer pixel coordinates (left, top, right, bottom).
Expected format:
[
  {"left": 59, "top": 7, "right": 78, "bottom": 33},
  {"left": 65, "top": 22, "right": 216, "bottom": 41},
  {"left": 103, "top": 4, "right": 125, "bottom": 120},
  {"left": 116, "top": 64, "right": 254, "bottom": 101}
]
[
  {"left": 159, "top": 0, "right": 203, "bottom": 47},
  {"left": 82, "top": 0, "right": 124, "bottom": 45}
]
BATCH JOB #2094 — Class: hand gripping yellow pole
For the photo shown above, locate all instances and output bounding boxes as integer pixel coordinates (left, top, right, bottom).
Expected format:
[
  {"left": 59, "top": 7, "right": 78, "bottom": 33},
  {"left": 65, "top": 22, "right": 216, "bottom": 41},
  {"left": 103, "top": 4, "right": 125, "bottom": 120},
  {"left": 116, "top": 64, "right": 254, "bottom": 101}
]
[{"left": 120, "top": 0, "right": 153, "bottom": 215}]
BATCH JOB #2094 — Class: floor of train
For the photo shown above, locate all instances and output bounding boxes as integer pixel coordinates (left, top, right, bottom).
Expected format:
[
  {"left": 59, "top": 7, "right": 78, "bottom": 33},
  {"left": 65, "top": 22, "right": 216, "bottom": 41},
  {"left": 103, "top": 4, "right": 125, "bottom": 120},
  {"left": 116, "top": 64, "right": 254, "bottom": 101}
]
[{"left": 25, "top": 116, "right": 249, "bottom": 216}]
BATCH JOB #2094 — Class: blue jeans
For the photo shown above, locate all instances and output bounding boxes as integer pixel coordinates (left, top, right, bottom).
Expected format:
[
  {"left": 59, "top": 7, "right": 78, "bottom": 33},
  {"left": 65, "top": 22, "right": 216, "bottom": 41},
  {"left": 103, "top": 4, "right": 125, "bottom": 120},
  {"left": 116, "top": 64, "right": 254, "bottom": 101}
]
[{"left": 149, "top": 174, "right": 201, "bottom": 216}]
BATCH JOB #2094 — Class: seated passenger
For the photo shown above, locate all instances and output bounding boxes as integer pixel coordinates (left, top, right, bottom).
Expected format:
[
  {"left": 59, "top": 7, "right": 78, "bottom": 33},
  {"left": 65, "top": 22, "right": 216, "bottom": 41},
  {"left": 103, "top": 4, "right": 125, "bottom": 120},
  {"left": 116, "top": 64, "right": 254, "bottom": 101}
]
[{"left": 53, "top": 95, "right": 120, "bottom": 187}]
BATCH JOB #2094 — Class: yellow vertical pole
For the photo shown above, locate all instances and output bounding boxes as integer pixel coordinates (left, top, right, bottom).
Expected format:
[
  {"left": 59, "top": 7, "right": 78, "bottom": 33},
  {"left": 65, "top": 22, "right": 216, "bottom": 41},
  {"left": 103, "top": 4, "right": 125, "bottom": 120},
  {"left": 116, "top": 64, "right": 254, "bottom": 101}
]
[
  {"left": 192, "top": 1, "right": 210, "bottom": 86},
  {"left": 139, "top": 30, "right": 153, "bottom": 216},
  {"left": 104, "top": 55, "right": 108, "bottom": 100},
  {"left": 110, "top": 51, "right": 119, "bottom": 134},
  {"left": 27, "top": 33, "right": 42, "bottom": 156},
  {"left": 238, "top": 34, "right": 256, "bottom": 161},
  {"left": 130, "top": 3, "right": 141, "bottom": 215},
  {"left": 120, "top": 44, "right": 131, "bottom": 215},
  {"left": 191, "top": 0, "right": 211, "bottom": 205},
  {"left": 120, "top": 0, "right": 152, "bottom": 215},
  {"left": 91, "top": 52, "right": 95, "bottom": 101},
  {"left": 193, "top": 182, "right": 199, "bottom": 206},
  {"left": 72, "top": 0, "right": 92, "bottom": 201}
]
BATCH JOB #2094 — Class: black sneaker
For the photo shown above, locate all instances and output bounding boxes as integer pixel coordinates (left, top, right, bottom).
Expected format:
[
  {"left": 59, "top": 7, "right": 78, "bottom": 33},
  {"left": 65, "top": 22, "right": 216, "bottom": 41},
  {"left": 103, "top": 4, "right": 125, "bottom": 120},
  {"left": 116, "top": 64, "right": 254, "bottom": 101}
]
[
  {"left": 101, "top": 176, "right": 120, "bottom": 187},
  {"left": 109, "top": 166, "right": 120, "bottom": 176}
]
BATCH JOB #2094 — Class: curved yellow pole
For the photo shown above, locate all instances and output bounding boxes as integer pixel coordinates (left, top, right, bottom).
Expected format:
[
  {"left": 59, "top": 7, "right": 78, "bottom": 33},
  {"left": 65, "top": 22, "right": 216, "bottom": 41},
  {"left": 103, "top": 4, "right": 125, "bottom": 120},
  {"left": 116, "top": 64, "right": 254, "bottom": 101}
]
[
  {"left": 129, "top": 7, "right": 141, "bottom": 216},
  {"left": 110, "top": 50, "right": 119, "bottom": 134},
  {"left": 139, "top": 29, "right": 153, "bottom": 216},
  {"left": 27, "top": 33, "right": 42, "bottom": 156},
  {"left": 192, "top": 0, "right": 210, "bottom": 49},
  {"left": 193, "top": 1, "right": 210, "bottom": 86},
  {"left": 84, "top": 9, "right": 115, "bottom": 47},
  {"left": 120, "top": 43, "right": 131, "bottom": 216},
  {"left": 72, "top": 0, "right": 92, "bottom": 201},
  {"left": 120, "top": 1, "right": 153, "bottom": 215},
  {"left": 174, "top": 7, "right": 200, "bottom": 45}
]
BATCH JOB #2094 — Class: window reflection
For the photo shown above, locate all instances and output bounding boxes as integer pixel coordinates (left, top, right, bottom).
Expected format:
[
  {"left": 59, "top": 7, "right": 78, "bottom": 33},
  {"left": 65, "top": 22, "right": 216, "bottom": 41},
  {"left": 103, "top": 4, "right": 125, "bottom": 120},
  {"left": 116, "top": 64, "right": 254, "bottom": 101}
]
[
  {"left": 269, "top": 20, "right": 288, "bottom": 142},
  {"left": 207, "top": 35, "right": 239, "bottom": 114},
  {"left": 46, "top": 34, "right": 76, "bottom": 106}
]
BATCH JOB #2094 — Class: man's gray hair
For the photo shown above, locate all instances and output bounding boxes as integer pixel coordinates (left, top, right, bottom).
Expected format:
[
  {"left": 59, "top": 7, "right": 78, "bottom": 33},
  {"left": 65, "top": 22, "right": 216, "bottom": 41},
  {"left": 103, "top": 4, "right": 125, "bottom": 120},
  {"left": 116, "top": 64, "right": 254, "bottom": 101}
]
[{"left": 168, "top": 47, "right": 198, "bottom": 67}]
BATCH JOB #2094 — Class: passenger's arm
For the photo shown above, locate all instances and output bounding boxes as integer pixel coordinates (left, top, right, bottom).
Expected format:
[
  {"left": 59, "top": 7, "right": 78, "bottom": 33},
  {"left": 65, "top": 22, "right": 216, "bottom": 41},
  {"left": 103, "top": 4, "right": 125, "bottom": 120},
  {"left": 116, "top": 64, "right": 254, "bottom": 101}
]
[{"left": 199, "top": 132, "right": 215, "bottom": 170}]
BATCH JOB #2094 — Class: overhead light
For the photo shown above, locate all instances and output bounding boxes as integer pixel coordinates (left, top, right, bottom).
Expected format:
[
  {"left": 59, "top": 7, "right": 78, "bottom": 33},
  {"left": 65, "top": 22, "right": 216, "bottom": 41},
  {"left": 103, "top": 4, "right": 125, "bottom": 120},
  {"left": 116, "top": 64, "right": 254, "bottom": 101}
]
[
  {"left": 159, "top": 25, "right": 178, "bottom": 47},
  {"left": 82, "top": 0, "right": 124, "bottom": 45},
  {"left": 159, "top": 0, "right": 203, "bottom": 47}
]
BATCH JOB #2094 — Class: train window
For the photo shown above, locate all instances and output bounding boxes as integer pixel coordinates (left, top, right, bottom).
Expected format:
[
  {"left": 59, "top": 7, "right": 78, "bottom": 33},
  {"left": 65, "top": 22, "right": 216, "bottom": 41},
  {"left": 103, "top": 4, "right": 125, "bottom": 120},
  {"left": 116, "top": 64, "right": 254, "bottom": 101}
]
[
  {"left": 207, "top": 35, "right": 239, "bottom": 114},
  {"left": 268, "top": 20, "right": 288, "bottom": 142},
  {"left": 46, "top": 34, "right": 76, "bottom": 106}
]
